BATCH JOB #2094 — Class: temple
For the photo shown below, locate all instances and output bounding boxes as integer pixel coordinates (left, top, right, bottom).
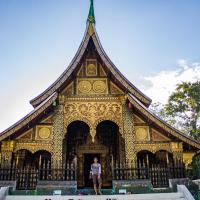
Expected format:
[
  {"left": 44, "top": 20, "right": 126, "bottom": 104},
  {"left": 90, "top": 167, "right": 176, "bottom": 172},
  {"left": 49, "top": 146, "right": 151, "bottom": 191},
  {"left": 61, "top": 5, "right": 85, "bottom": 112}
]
[{"left": 0, "top": 0, "right": 199, "bottom": 190}]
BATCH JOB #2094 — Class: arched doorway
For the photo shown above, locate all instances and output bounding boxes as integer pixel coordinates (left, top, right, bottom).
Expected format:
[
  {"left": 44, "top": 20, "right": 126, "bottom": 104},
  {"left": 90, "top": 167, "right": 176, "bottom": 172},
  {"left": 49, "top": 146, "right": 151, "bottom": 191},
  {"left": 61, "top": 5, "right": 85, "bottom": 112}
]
[
  {"left": 96, "top": 120, "right": 123, "bottom": 187},
  {"left": 13, "top": 149, "right": 51, "bottom": 170},
  {"left": 13, "top": 149, "right": 33, "bottom": 169},
  {"left": 137, "top": 150, "right": 173, "bottom": 166},
  {"left": 96, "top": 120, "right": 122, "bottom": 164},
  {"left": 155, "top": 150, "right": 173, "bottom": 165},
  {"left": 64, "top": 121, "right": 90, "bottom": 165},
  {"left": 63, "top": 120, "right": 122, "bottom": 188},
  {"left": 137, "top": 150, "right": 155, "bottom": 167},
  {"left": 33, "top": 150, "right": 51, "bottom": 170},
  {"left": 63, "top": 120, "right": 91, "bottom": 187}
]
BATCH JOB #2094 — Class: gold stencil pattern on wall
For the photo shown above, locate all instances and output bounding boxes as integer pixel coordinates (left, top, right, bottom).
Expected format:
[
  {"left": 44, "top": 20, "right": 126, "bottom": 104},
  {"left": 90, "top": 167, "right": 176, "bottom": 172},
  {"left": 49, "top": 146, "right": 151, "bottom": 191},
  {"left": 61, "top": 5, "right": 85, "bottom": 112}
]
[
  {"left": 77, "top": 65, "right": 85, "bottom": 77},
  {"left": 78, "top": 80, "right": 92, "bottom": 93},
  {"left": 62, "top": 82, "right": 74, "bottom": 96},
  {"left": 77, "top": 78, "right": 108, "bottom": 94},
  {"left": 86, "top": 64, "right": 97, "bottom": 76},
  {"left": 135, "top": 126, "right": 149, "bottom": 141},
  {"left": 152, "top": 129, "right": 170, "bottom": 142},
  {"left": 93, "top": 80, "right": 106, "bottom": 93},
  {"left": 110, "top": 81, "right": 124, "bottom": 94},
  {"left": 16, "top": 129, "right": 33, "bottom": 141},
  {"left": 64, "top": 100, "right": 122, "bottom": 131},
  {"left": 39, "top": 127, "right": 51, "bottom": 139},
  {"left": 86, "top": 59, "right": 97, "bottom": 76},
  {"left": 36, "top": 126, "right": 52, "bottom": 140},
  {"left": 99, "top": 64, "right": 107, "bottom": 77}
]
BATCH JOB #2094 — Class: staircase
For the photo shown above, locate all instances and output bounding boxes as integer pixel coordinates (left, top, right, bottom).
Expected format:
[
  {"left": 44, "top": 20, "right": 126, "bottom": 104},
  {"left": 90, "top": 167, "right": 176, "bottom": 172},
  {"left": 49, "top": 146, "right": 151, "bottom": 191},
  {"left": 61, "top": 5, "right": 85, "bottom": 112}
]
[{"left": 5, "top": 192, "right": 186, "bottom": 200}]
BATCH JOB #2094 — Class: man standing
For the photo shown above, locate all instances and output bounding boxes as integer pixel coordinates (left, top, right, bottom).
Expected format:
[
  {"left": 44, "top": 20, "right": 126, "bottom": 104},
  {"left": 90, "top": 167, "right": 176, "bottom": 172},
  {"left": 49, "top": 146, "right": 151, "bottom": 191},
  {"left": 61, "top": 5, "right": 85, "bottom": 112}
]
[{"left": 90, "top": 157, "right": 102, "bottom": 195}]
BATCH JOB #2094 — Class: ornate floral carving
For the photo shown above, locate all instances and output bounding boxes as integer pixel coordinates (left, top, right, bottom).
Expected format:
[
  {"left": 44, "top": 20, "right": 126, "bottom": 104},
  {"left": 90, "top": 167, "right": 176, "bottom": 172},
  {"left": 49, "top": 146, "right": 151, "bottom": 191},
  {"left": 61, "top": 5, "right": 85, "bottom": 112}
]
[
  {"left": 77, "top": 78, "right": 108, "bottom": 95},
  {"left": 151, "top": 129, "right": 170, "bottom": 142},
  {"left": 51, "top": 105, "right": 65, "bottom": 168},
  {"left": 64, "top": 97, "right": 123, "bottom": 142},
  {"left": 183, "top": 152, "right": 195, "bottom": 167},
  {"left": 78, "top": 80, "right": 92, "bottom": 93},
  {"left": 38, "top": 127, "right": 51, "bottom": 139},
  {"left": 134, "top": 143, "right": 172, "bottom": 154},
  {"left": 110, "top": 82, "right": 124, "bottom": 95},
  {"left": 16, "top": 129, "right": 33, "bottom": 141},
  {"left": 135, "top": 126, "right": 149, "bottom": 141},
  {"left": 93, "top": 80, "right": 106, "bottom": 93},
  {"left": 86, "top": 63, "right": 97, "bottom": 76},
  {"left": 2, "top": 141, "right": 15, "bottom": 152},
  {"left": 122, "top": 102, "right": 136, "bottom": 165},
  {"left": 15, "top": 142, "right": 52, "bottom": 154}
]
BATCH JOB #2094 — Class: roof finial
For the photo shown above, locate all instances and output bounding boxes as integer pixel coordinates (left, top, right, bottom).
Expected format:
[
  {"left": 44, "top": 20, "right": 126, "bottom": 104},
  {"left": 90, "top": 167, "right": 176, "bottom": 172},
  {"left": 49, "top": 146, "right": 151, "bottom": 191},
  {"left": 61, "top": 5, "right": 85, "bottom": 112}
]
[{"left": 87, "top": 0, "right": 95, "bottom": 24}]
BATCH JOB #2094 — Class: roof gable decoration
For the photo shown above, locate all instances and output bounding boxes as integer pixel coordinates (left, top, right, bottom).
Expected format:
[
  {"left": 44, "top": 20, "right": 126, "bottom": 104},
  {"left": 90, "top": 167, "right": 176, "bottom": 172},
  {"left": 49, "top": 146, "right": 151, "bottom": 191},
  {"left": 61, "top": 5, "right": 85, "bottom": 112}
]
[
  {"left": 29, "top": 0, "right": 152, "bottom": 108},
  {"left": 127, "top": 93, "right": 200, "bottom": 149}
]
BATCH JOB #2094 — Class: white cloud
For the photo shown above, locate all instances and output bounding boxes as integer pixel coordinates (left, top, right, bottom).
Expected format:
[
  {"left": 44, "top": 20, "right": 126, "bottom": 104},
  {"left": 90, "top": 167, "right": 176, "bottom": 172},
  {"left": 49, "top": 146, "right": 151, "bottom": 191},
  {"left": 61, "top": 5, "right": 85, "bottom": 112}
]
[{"left": 143, "top": 59, "right": 200, "bottom": 104}]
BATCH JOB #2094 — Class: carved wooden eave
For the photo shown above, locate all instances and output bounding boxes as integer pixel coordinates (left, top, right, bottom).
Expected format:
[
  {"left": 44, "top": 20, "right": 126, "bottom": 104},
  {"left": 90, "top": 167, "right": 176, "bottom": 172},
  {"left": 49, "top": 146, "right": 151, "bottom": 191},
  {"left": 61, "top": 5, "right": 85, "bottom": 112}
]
[
  {"left": 0, "top": 92, "right": 58, "bottom": 141},
  {"left": 127, "top": 93, "right": 200, "bottom": 149},
  {"left": 30, "top": 23, "right": 152, "bottom": 108}
]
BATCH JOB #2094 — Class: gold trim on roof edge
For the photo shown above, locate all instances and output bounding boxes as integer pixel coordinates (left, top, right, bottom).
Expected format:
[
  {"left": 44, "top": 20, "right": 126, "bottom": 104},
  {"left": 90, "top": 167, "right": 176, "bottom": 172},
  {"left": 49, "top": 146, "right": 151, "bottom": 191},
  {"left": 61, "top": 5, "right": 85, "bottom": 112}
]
[
  {"left": 30, "top": 23, "right": 151, "bottom": 108},
  {"left": 127, "top": 94, "right": 200, "bottom": 149},
  {"left": 0, "top": 92, "right": 58, "bottom": 141}
]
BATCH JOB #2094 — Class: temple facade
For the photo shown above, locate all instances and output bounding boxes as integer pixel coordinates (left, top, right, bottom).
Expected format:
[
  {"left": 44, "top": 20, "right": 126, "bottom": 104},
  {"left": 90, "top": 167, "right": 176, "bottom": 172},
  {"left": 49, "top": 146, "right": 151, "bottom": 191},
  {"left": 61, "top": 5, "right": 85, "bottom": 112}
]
[{"left": 0, "top": 0, "right": 199, "bottom": 189}]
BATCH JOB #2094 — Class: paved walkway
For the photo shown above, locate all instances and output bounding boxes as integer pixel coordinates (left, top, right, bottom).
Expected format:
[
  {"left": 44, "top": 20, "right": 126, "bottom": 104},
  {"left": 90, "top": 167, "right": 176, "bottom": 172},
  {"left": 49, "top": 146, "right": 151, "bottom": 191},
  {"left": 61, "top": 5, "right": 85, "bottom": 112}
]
[{"left": 5, "top": 192, "right": 185, "bottom": 200}]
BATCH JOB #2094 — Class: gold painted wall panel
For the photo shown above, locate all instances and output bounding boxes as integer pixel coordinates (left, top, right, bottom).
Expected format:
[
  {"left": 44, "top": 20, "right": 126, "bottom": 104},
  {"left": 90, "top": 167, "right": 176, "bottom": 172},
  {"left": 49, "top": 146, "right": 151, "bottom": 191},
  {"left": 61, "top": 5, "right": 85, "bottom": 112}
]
[
  {"left": 64, "top": 97, "right": 123, "bottom": 141},
  {"left": 77, "top": 78, "right": 108, "bottom": 95},
  {"left": 15, "top": 142, "right": 52, "bottom": 154},
  {"left": 183, "top": 152, "right": 195, "bottom": 167},
  {"left": 151, "top": 128, "right": 170, "bottom": 142},
  {"left": 110, "top": 81, "right": 124, "bottom": 95},
  {"left": 62, "top": 82, "right": 74, "bottom": 96},
  {"left": 35, "top": 125, "right": 53, "bottom": 140},
  {"left": 134, "top": 143, "right": 172, "bottom": 154},
  {"left": 86, "top": 59, "right": 97, "bottom": 76},
  {"left": 16, "top": 129, "right": 33, "bottom": 141},
  {"left": 135, "top": 126, "right": 150, "bottom": 141}
]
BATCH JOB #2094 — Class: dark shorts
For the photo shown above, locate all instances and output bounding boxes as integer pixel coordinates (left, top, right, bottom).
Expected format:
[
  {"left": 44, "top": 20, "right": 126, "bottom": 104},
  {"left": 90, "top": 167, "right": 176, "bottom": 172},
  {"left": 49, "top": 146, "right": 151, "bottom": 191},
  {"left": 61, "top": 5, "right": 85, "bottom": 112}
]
[{"left": 92, "top": 174, "right": 102, "bottom": 185}]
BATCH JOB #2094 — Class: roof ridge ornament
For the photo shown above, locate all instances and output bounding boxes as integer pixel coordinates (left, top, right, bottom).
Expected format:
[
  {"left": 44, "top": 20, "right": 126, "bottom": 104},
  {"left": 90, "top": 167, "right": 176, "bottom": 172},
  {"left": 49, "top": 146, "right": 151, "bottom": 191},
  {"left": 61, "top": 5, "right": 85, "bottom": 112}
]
[{"left": 87, "top": 0, "right": 95, "bottom": 24}]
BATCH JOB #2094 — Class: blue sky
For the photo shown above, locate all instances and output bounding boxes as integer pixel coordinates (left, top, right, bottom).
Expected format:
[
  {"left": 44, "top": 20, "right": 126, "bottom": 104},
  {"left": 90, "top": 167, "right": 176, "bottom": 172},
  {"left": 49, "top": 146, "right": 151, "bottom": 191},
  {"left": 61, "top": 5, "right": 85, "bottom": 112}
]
[{"left": 0, "top": 0, "right": 200, "bottom": 131}]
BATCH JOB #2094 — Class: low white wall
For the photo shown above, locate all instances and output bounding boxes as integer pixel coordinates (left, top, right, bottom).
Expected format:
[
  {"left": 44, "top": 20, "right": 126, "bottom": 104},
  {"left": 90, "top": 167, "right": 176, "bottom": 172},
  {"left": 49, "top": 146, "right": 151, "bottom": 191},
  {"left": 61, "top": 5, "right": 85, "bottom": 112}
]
[
  {"left": 0, "top": 187, "right": 9, "bottom": 200},
  {"left": 177, "top": 185, "right": 195, "bottom": 200},
  {"left": 5, "top": 193, "right": 183, "bottom": 200}
]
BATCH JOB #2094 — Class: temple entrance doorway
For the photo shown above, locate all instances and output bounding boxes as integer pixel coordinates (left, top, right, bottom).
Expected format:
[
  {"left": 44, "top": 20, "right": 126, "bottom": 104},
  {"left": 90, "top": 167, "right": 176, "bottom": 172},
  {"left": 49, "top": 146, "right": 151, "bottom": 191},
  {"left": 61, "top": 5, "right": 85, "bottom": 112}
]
[
  {"left": 64, "top": 120, "right": 122, "bottom": 188},
  {"left": 84, "top": 153, "right": 100, "bottom": 187},
  {"left": 64, "top": 120, "right": 90, "bottom": 165}
]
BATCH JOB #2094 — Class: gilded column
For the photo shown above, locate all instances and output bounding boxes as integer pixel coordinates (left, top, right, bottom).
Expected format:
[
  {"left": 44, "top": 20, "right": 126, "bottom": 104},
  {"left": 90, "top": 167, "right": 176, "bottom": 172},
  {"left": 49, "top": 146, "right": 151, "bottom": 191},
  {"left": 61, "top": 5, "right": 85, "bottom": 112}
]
[
  {"left": 122, "top": 99, "right": 136, "bottom": 167},
  {"left": 171, "top": 142, "right": 183, "bottom": 163},
  {"left": 52, "top": 95, "right": 65, "bottom": 168},
  {"left": 183, "top": 152, "right": 195, "bottom": 168},
  {"left": 1, "top": 141, "right": 15, "bottom": 167}
]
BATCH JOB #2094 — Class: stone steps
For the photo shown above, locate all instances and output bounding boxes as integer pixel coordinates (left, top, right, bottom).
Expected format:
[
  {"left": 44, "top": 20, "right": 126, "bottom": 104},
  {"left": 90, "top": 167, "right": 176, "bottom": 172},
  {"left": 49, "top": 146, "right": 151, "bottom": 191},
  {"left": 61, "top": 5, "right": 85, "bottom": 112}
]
[{"left": 5, "top": 192, "right": 185, "bottom": 200}]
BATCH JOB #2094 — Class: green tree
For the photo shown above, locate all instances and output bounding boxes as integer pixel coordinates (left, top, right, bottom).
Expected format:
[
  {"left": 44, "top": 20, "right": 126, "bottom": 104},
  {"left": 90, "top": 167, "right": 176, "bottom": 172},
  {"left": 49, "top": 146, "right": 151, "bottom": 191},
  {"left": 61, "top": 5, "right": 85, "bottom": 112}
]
[
  {"left": 192, "top": 154, "right": 200, "bottom": 179},
  {"left": 151, "top": 81, "right": 200, "bottom": 139},
  {"left": 150, "top": 102, "right": 177, "bottom": 128},
  {"left": 164, "top": 81, "right": 200, "bottom": 139}
]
